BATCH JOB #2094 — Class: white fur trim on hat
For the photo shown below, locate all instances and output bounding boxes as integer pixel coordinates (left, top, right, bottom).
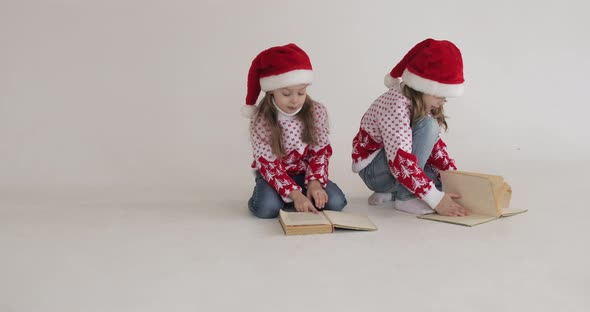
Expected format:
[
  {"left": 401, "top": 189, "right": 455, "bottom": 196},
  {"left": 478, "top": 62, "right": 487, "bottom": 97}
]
[
  {"left": 384, "top": 74, "right": 403, "bottom": 90},
  {"left": 260, "top": 69, "right": 313, "bottom": 91},
  {"left": 401, "top": 69, "right": 464, "bottom": 97},
  {"left": 241, "top": 104, "right": 257, "bottom": 118}
]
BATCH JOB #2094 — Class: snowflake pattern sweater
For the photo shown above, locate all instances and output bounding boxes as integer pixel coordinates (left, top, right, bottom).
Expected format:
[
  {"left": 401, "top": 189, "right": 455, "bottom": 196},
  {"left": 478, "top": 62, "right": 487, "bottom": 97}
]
[
  {"left": 351, "top": 88, "right": 457, "bottom": 208},
  {"left": 250, "top": 101, "right": 332, "bottom": 203}
]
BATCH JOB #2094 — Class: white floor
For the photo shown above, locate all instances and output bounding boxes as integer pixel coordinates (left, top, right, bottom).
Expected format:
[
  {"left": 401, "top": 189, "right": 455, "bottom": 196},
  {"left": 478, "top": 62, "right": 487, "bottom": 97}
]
[{"left": 1, "top": 169, "right": 589, "bottom": 312}]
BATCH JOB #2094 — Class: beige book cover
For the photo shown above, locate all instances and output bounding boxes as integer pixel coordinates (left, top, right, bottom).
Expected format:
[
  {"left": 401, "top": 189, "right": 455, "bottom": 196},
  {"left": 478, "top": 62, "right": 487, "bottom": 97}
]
[
  {"left": 279, "top": 210, "right": 377, "bottom": 235},
  {"left": 417, "top": 170, "right": 527, "bottom": 226}
]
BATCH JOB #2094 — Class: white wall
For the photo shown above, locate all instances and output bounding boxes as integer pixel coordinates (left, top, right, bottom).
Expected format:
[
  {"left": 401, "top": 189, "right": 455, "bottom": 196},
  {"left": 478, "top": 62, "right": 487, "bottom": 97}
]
[{"left": 1, "top": 0, "right": 588, "bottom": 200}]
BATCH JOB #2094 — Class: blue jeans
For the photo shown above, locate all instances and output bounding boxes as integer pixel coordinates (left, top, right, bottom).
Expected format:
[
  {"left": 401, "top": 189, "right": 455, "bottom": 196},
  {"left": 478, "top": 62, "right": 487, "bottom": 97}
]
[
  {"left": 248, "top": 172, "right": 347, "bottom": 219},
  {"left": 358, "top": 117, "right": 442, "bottom": 201}
]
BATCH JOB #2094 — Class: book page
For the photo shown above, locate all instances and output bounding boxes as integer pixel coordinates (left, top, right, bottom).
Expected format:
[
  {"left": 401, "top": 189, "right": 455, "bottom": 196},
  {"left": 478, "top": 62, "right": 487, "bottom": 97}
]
[
  {"left": 279, "top": 210, "right": 331, "bottom": 226},
  {"left": 418, "top": 213, "right": 497, "bottom": 226},
  {"left": 452, "top": 170, "right": 503, "bottom": 182},
  {"left": 501, "top": 208, "right": 528, "bottom": 217},
  {"left": 496, "top": 182, "right": 512, "bottom": 210},
  {"left": 322, "top": 210, "right": 377, "bottom": 231},
  {"left": 452, "top": 171, "right": 513, "bottom": 211},
  {"left": 441, "top": 171, "right": 499, "bottom": 217}
]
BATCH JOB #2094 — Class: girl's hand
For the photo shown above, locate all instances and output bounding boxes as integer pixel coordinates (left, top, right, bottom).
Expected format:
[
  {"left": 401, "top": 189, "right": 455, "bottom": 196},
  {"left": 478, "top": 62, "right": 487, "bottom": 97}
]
[
  {"left": 434, "top": 193, "right": 470, "bottom": 216},
  {"left": 290, "top": 190, "right": 319, "bottom": 213},
  {"left": 306, "top": 180, "right": 328, "bottom": 209}
]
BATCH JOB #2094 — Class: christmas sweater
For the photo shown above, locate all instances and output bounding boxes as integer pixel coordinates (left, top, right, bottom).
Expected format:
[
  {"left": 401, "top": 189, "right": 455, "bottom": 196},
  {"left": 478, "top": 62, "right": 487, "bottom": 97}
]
[
  {"left": 351, "top": 88, "right": 457, "bottom": 208},
  {"left": 250, "top": 101, "right": 332, "bottom": 203}
]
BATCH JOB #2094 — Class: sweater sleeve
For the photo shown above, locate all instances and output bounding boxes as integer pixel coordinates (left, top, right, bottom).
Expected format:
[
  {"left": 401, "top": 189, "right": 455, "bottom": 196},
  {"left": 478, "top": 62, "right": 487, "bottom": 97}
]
[
  {"left": 250, "top": 117, "right": 301, "bottom": 203},
  {"left": 427, "top": 138, "right": 457, "bottom": 171},
  {"left": 379, "top": 100, "right": 444, "bottom": 209},
  {"left": 304, "top": 102, "right": 332, "bottom": 188}
]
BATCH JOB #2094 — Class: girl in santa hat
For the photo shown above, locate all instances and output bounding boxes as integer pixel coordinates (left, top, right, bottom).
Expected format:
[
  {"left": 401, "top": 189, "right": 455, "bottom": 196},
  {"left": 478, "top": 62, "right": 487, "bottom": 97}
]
[
  {"left": 352, "top": 38, "right": 469, "bottom": 217},
  {"left": 244, "top": 43, "right": 347, "bottom": 219}
]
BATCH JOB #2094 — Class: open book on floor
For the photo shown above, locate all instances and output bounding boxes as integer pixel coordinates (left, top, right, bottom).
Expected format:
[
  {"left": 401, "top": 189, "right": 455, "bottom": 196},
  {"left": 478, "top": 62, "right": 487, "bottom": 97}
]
[
  {"left": 279, "top": 210, "right": 377, "bottom": 235},
  {"left": 417, "top": 170, "right": 527, "bottom": 226}
]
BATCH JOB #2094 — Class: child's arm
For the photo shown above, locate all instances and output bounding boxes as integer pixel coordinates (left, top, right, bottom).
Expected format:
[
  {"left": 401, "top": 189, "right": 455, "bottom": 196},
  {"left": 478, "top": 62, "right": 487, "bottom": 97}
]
[
  {"left": 250, "top": 118, "right": 301, "bottom": 203},
  {"left": 304, "top": 102, "right": 332, "bottom": 189}
]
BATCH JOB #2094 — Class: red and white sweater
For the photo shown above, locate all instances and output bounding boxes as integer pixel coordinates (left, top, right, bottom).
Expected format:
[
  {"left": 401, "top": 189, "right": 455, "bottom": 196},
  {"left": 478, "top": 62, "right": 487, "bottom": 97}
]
[
  {"left": 351, "top": 88, "right": 457, "bottom": 208},
  {"left": 250, "top": 101, "right": 332, "bottom": 202}
]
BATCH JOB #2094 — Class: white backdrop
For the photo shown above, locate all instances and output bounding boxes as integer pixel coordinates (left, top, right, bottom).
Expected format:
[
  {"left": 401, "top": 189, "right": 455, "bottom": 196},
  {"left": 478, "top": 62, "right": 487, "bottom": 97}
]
[{"left": 1, "top": 0, "right": 589, "bottom": 201}]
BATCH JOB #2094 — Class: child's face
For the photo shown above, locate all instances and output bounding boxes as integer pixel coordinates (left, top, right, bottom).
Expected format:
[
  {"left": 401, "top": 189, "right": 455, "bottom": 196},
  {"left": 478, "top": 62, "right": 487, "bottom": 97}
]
[
  {"left": 422, "top": 94, "right": 446, "bottom": 112},
  {"left": 272, "top": 84, "right": 308, "bottom": 114}
]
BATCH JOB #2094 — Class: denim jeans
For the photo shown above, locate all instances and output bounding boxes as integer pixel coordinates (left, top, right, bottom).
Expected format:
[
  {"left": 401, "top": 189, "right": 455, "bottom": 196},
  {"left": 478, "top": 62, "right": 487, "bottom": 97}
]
[
  {"left": 248, "top": 171, "right": 347, "bottom": 219},
  {"left": 358, "top": 116, "right": 442, "bottom": 201}
]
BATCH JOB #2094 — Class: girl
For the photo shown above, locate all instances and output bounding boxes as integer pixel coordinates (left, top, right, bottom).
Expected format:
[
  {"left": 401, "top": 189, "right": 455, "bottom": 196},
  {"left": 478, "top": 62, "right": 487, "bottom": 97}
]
[
  {"left": 244, "top": 43, "right": 347, "bottom": 219},
  {"left": 351, "top": 38, "right": 469, "bottom": 217}
]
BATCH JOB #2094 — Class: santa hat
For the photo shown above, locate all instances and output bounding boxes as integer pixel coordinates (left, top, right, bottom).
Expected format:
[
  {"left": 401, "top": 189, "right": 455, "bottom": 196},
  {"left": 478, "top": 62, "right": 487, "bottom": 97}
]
[
  {"left": 243, "top": 43, "right": 313, "bottom": 117},
  {"left": 384, "top": 38, "right": 464, "bottom": 97}
]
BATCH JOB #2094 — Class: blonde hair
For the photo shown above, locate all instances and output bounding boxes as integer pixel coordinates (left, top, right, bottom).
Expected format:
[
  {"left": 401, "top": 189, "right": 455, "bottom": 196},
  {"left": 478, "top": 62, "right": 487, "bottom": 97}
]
[
  {"left": 402, "top": 85, "right": 448, "bottom": 131},
  {"left": 253, "top": 93, "right": 318, "bottom": 157}
]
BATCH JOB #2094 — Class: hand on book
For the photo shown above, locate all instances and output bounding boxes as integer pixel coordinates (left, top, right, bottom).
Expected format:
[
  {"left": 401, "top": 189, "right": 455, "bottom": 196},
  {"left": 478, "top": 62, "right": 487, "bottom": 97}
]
[
  {"left": 306, "top": 180, "right": 328, "bottom": 209},
  {"left": 434, "top": 193, "right": 470, "bottom": 217},
  {"left": 289, "top": 190, "right": 319, "bottom": 214}
]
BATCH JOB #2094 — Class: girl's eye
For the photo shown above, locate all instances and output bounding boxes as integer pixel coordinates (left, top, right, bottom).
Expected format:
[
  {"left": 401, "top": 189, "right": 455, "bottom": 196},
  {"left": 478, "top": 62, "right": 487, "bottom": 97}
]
[
  {"left": 282, "top": 93, "right": 291, "bottom": 97},
  {"left": 298, "top": 92, "right": 305, "bottom": 96}
]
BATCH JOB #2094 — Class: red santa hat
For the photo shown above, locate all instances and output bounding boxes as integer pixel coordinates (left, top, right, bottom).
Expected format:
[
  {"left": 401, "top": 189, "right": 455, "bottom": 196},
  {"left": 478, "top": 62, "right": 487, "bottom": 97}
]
[
  {"left": 384, "top": 38, "right": 464, "bottom": 97},
  {"left": 243, "top": 43, "right": 313, "bottom": 117}
]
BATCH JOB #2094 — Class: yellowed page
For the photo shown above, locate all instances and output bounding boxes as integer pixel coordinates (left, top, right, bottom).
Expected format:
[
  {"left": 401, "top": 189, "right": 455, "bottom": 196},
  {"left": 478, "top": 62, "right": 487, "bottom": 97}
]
[
  {"left": 444, "top": 171, "right": 512, "bottom": 213},
  {"left": 452, "top": 170, "right": 503, "bottom": 182},
  {"left": 501, "top": 208, "right": 528, "bottom": 217},
  {"left": 441, "top": 171, "right": 498, "bottom": 217},
  {"left": 279, "top": 210, "right": 331, "bottom": 226},
  {"left": 496, "top": 182, "right": 512, "bottom": 210},
  {"left": 418, "top": 213, "right": 497, "bottom": 226},
  {"left": 322, "top": 210, "right": 377, "bottom": 231}
]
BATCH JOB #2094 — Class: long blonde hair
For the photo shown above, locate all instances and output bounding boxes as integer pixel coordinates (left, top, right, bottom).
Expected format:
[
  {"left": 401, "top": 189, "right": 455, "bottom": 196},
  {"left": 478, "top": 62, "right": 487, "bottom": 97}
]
[
  {"left": 253, "top": 93, "right": 318, "bottom": 157},
  {"left": 402, "top": 85, "right": 448, "bottom": 131}
]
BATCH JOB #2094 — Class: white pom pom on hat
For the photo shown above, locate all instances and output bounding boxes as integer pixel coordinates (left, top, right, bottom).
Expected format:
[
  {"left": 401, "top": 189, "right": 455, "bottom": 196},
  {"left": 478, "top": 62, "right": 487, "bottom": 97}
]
[{"left": 241, "top": 104, "right": 257, "bottom": 118}]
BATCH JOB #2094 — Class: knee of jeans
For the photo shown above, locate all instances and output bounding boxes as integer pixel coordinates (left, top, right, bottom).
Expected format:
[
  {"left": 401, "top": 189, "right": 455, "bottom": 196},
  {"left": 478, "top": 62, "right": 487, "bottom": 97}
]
[
  {"left": 416, "top": 117, "right": 439, "bottom": 137},
  {"left": 251, "top": 202, "right": 281, "bottom": 219},
  {"left": 325, "top": 193, "right": 347, "bottom": 211},
  {"left": 359, "top": 168, "right": 380, "bottom": 192}
]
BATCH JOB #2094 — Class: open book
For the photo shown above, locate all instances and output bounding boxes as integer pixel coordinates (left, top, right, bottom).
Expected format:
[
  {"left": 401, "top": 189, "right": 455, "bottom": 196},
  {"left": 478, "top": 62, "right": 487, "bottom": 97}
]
[
  {"left": 279, "top": 210, "right": 377, "bottom": 235},
  {"left": 417, "top": 170, "right": 527, "bottom": 226}
]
